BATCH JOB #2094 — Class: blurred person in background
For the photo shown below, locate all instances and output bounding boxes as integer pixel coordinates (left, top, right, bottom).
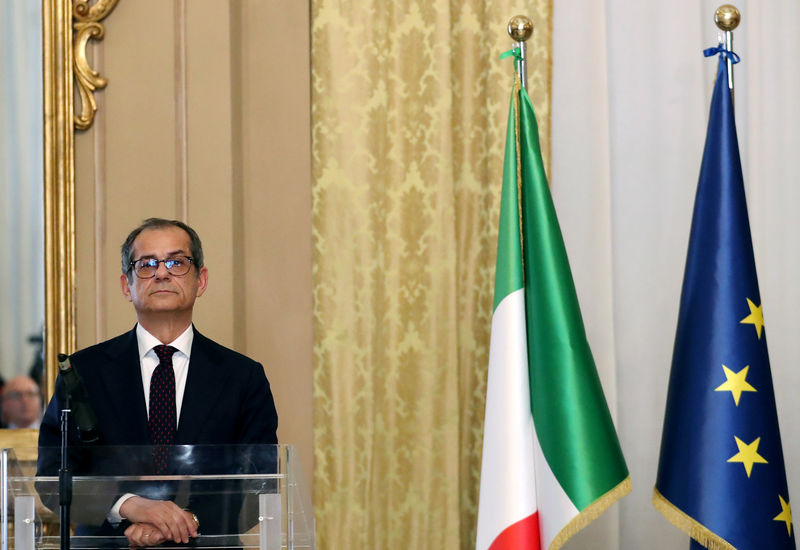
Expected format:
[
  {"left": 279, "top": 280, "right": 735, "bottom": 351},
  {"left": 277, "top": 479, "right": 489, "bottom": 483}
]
[{"left": 1, "top": 375, "right": 42, "bottom": 429}]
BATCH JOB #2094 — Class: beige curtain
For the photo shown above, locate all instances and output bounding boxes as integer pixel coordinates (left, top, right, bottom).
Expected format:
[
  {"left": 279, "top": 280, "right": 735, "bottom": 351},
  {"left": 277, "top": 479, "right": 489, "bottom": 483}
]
[{"left": 311, "top": 2, "right": 551, "bottom": 548}]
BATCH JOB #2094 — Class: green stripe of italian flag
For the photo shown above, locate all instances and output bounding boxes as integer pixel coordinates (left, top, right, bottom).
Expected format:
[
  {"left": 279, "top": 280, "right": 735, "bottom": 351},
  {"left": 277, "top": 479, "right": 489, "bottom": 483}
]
[{"left": 476, "top": 81, "right": 630, "bottom": 550}]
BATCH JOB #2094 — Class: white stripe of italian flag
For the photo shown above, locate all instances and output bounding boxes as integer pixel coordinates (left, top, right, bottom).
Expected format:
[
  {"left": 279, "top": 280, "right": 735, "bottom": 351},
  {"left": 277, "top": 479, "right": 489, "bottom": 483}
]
[{"left": 476, "top": 79, "right": 630, "bottom": 550}]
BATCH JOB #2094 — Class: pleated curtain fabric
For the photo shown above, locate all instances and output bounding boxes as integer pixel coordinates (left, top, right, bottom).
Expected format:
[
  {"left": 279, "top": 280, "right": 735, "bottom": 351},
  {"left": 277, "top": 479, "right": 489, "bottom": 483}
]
[
  {"left": 310, "top": 2, "right": 552, "bottom": 548},
  {"left": 0, "top": 0, "right": 44, "bottom": 383}
]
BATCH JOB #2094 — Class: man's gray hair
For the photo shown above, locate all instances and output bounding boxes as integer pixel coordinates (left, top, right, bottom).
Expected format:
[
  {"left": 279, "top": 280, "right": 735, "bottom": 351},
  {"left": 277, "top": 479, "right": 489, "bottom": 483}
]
[{"left": 121, "top": 218, "right": 204, "bottom": 281}]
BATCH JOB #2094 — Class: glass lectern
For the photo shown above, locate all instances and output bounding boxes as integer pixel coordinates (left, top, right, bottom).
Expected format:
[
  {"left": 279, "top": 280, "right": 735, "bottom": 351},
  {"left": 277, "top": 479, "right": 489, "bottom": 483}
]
[{"left": 0, "top": 444, "right": 314, "bottom": 549}]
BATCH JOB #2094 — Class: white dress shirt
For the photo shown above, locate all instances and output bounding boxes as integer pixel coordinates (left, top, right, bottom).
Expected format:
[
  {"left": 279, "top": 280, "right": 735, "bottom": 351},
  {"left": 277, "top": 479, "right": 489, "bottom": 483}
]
[
  {"left": 7, "top": 419, "right": 40, "bottom": 429},
  {"left": 108, "top": 323, "right": 194, "bottom": 523}
]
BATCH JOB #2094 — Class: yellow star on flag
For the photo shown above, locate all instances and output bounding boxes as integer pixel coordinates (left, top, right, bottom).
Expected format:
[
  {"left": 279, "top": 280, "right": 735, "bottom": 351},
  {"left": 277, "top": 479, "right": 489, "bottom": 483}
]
[
  {"left": 740, "top": 298, "right": 765, "bottom": 339},
  {"left": 727, "top": 436, "right": 768, "bottom": 477},
  {"left": 714, "top": 364, "right": 757, "bottom": 406},
  {"left": 774, "top": 495, "right": 793, "bottom": 536}
]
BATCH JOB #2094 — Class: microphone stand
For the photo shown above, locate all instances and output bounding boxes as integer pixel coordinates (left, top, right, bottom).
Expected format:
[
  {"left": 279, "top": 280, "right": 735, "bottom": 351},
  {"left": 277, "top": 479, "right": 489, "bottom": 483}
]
[{"left": 59, "top": 395, "right": 72, "bottom": 550}]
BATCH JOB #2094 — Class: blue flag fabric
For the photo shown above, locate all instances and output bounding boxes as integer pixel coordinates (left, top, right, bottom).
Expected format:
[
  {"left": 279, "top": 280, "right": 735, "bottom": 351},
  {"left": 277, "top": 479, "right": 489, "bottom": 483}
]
[{"left": 654, "top": 53, "right": 795, "bottom": 549}]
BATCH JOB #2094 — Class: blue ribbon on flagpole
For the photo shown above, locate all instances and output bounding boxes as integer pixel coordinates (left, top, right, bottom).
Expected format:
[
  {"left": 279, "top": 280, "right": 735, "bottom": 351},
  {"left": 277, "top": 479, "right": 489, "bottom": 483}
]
[{"left": 703, "top": 44, "right": 741, "bottom": 64}]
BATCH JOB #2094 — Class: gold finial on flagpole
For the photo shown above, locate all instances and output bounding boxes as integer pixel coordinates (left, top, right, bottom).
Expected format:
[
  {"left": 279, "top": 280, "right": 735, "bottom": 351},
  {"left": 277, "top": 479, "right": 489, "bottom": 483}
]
[
  {"left": 507, "top": 15, "right": 533, "bottom": 90},
  {"left": 507, "top": 15, "right": 533, "bottom": 42},
  {"left": 714, "top": 5, "right": 740, "bottom": 94},
  {"left": 714, "top": 5, "right": 741, "bottom": 32}
]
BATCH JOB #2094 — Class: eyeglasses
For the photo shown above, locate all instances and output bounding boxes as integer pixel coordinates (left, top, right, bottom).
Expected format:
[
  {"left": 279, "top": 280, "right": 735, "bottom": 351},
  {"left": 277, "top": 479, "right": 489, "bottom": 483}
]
[
  {"left": 2, "top": 390, "right": 40, "bottom": 401},
  {"left": 129, "top": 256, "right": 194, "bottom": 279}
]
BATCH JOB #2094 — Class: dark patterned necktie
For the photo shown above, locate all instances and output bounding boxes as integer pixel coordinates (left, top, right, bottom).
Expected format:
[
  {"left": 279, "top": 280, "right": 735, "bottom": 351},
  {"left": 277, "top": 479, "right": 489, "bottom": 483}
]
[{"left": 150, "top": 344, "right": 178, "bottom": 472}]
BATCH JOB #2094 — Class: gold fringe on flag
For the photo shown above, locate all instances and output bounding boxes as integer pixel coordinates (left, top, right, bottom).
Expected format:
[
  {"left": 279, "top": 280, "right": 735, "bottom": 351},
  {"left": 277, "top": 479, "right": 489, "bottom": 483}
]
[
  {"left": 653, "top": 487, "right": 736, "bottom": 550},
  {"left": 549, "top": 477, "right": 633, "bottom": 550}
]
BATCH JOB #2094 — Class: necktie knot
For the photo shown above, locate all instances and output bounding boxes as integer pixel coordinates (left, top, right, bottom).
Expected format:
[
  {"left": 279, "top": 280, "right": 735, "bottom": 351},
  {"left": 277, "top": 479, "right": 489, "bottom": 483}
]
[{"left": 153, "top": 345, "right": 178, "bottom": 364}]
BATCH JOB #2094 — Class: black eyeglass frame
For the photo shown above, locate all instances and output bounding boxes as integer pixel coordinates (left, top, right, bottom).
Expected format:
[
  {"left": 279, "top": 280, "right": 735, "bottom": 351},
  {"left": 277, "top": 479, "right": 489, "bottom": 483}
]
[{"left": 128, "top": 256, "right": 195, "bottom": 279}]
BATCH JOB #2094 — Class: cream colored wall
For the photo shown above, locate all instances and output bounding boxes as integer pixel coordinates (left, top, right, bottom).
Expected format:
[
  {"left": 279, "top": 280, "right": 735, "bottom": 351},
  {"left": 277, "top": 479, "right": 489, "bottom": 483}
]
[{"left": 74, "top": 0, "right": 313, "bottom": 484}]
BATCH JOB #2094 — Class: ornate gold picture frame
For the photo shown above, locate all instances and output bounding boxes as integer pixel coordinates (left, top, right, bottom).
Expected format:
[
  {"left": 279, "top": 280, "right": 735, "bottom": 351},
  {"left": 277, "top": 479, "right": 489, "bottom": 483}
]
[
  {"left": 42, "top": 0, "right": 77, "bottom": 399},
  {"left": 40, "top": 0, "right": 117, "bottom": 398}
]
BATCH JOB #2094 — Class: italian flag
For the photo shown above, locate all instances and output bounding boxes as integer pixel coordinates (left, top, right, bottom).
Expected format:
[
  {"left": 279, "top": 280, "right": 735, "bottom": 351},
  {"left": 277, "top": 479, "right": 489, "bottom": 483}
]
[{"left": 476, "top": 80, "right": 631, "bottom": 550}]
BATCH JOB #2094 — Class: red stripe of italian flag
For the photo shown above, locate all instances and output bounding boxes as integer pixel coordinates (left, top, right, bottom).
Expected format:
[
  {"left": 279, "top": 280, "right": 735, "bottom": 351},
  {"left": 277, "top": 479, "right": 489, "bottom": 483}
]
[{"left": 476, "top": 80, "right": 630, "bottom": 550}]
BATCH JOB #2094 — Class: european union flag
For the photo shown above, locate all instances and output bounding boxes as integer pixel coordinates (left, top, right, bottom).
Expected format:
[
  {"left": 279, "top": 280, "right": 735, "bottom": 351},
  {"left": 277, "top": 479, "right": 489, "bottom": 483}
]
[{"left": 654, "top": 48, "right": 795, "bottom": 550}]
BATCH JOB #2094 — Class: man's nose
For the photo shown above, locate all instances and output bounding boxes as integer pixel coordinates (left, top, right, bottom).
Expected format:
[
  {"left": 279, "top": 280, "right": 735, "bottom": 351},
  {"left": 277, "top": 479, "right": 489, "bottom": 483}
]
[{"left": 154, "top": 261, "right": 171, "bottom": 278}]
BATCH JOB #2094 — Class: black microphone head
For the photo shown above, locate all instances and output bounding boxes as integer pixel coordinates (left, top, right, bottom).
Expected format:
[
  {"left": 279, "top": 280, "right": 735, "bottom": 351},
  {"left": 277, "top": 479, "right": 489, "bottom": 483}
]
[
  {"left": 58, "top": 354, "right": 72, "bottom": 373},
  {"left": 57, "top": 354, "right": 102, "bottom": 444}
]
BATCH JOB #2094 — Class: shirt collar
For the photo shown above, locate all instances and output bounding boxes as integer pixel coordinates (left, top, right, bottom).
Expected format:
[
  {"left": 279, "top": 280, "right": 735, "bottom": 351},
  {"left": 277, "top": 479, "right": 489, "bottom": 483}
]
[
  {"left": 8, "top": 420, "right": 40, "bottom": 429},
  {"left": 135, "top": 323, "right": 194, "bottom": 360}
]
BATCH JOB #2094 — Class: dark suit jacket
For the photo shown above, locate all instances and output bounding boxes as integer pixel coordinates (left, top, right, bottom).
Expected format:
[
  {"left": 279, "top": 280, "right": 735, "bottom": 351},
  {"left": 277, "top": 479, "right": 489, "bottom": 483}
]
[{"left": 37, "top": 326, "right": 279, "bottom": 536}]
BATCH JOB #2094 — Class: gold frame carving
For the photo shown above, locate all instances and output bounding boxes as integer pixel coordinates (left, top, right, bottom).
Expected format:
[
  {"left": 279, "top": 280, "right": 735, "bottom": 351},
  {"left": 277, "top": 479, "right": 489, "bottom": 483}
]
[
  {"left": 42, "top": 0, "right": 77, "bottom": 399},
  {"left": 73, "top": 0, "right": 119, "bottom": 130}
]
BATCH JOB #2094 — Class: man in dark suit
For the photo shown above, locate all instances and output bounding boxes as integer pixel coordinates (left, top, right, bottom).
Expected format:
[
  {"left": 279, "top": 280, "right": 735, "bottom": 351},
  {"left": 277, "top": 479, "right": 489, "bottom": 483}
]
[{"left": 38, "top": 218, "right": 278, "bottom": 547}]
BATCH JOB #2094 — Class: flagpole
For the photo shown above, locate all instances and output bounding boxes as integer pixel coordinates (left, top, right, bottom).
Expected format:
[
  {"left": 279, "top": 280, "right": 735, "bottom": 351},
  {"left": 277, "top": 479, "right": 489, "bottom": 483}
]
[
  {"left": 507, "top": 15, "right": 533, "bottom": 90},
  {"left": 714, "top": 4, "right": 740, "bottom": 96}
]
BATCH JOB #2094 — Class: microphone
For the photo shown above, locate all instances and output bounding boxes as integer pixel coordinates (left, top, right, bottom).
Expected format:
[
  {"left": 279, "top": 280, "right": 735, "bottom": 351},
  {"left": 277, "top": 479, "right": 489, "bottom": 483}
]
[{"left": 57, "top": 353, "right": 101, "bottom": 444}]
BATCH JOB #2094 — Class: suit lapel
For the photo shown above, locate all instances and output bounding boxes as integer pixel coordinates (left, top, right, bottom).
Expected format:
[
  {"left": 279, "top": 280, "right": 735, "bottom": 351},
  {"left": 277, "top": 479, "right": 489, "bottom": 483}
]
[
  {"left": 176, "top": 329, "right": 231, "bottom": 443},
  {"left": 101, "top": 327, "right": 150, "bottom": 443}
]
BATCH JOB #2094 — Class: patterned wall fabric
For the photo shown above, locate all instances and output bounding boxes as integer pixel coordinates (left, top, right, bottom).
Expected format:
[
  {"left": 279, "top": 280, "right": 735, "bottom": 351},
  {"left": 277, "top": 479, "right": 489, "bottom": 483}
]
[{"left": 311, "top": 2, "right": 551, "bottom": 548}]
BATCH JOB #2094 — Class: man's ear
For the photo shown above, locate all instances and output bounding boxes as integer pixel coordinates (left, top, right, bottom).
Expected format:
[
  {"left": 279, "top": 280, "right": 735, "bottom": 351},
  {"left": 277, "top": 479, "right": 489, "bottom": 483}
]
[
  {"left": 120, "top": 274, "right": 133, "bottom": 302},
  {"left": 196, "top": 266, "right": 209, "bottom": 297}
]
